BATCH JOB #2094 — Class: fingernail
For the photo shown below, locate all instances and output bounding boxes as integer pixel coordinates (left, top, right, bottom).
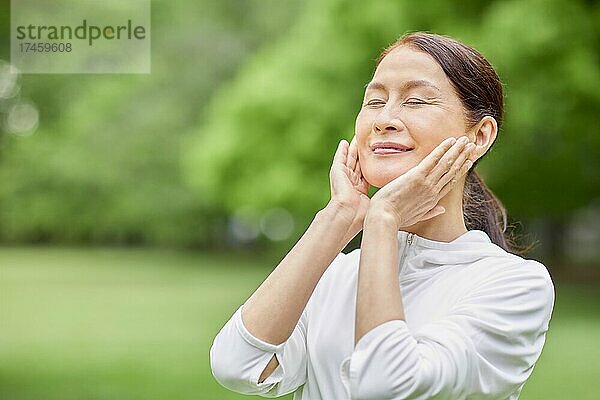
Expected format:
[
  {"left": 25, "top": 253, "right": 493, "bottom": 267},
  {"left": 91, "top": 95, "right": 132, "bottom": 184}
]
[
  {"left": 449, "top": 137, "right": 457, "bottom": 145},
  {"left": 465, "top": 160, "right": 473, "bottom": 169}
]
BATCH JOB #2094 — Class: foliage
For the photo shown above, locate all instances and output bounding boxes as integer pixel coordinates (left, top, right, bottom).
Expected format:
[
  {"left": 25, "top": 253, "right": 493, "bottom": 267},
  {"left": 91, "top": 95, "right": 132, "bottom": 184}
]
[
  {"left": 0, "top": 0, "right": 598, "bottom": 247},
  {"left": 0, "top": 0, "right": 300, "bottom": 246}
]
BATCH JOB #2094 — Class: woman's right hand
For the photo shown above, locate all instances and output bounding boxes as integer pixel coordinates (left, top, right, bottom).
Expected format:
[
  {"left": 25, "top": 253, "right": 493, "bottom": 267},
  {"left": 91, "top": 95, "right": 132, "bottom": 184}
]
[{"left": 326, "top": 136, "right": 370, "bottom": 243}]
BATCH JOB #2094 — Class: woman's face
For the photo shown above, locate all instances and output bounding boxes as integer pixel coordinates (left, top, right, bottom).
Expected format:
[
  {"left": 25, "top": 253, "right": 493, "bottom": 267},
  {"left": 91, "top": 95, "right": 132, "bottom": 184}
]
[{"left": 355, "top": 46, "right": 470, "bottom": 188}]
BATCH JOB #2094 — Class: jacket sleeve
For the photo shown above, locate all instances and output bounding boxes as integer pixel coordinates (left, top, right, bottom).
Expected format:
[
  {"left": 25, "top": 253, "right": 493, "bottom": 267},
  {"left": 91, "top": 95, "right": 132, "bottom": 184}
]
[
  {"left": 339, "top": 260, "right": 555, "bottom": 400},
  {"left": 210, "top": 303, "right": 308, "bottom": 397}
]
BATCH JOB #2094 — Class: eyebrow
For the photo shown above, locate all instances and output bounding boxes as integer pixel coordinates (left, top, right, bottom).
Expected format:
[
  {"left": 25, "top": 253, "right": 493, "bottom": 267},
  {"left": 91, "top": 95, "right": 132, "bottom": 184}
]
[{"left": 364, "top": 79, "right": 441, "bottom": 92}]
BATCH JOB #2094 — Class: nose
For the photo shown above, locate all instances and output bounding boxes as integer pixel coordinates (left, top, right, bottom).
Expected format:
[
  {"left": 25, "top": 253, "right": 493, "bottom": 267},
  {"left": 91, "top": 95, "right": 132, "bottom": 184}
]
[{"left": 372, "top": 107, "right": 404, "bottom": 134}]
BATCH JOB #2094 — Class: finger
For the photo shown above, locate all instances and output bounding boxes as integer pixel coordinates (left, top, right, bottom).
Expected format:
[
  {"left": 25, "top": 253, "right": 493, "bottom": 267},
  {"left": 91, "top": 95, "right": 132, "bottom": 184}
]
[
  {"left": 333, "top": 140, "right": 349, "bottom": 166},
  {"left": 355, "top": 160, "right": 369, "bottom": 193},
  {"left": 417, "top": 136, "right": 457, "bottom": 174},
  {"left": 430, "top": 136, "right": 469, "bottom": 181},
  {"left": 347, "top": 136, "right": 358, "bottom": 171},
  {"left": 435, "top": 141, "right": 475, "bottom": 190},
  {"left": 436, "top": 155, "right": 473, "bottom": 198},
  {"left": 420, "top": 204, "right": 446, "bottom": 221},
  {"left": 355, "top": 155, "right": 363, "bottom": 177}
]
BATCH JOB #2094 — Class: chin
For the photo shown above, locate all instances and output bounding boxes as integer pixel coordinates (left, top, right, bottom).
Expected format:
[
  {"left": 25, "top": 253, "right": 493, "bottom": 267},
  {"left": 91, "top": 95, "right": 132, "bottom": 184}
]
[
  {"left": 364, "top": 164, "right": 414, "bottom": 188},
  {"left": 360, "top": 151, "right": 422, "bottom": 188}
]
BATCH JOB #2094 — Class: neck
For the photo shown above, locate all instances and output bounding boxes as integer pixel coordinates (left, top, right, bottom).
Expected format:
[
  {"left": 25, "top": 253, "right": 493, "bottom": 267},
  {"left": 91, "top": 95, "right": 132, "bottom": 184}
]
[{"left": 402, "top": 184, "right": 467, "bottom": 243}]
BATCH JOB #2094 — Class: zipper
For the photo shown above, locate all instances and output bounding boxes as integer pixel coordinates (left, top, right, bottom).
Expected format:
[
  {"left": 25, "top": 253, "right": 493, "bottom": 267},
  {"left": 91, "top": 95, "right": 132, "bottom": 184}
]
[{"left": 398, "top": 232, "right": 414, "bottom": 275}]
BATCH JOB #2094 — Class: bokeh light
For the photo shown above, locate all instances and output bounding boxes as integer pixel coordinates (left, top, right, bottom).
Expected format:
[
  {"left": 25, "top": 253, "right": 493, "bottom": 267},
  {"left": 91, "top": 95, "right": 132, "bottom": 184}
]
[
  {"left": 6, "top": 101, "right": 39, "bottom": 136},
  {"left": 228, "top": 206, "right": 261, "bottom": 244},
  {"left": 260, "top": 207, "right": 295, "bottom": 241},
  {"left": 0, "top": 60, "right": 20, "bottom": 100}
]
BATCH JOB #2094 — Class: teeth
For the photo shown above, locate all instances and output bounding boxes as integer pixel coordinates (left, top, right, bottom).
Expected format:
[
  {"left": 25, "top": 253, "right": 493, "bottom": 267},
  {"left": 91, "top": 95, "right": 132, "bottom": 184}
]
[{"left": 374, "top": 147, "right": 412, "bottom": 154}]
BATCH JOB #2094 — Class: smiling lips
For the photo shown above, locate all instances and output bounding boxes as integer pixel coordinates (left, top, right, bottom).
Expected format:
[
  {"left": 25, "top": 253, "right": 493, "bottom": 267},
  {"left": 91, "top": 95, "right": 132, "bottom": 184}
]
[{"left": 371, "top": 141, "right": 414, "bottom": 155}]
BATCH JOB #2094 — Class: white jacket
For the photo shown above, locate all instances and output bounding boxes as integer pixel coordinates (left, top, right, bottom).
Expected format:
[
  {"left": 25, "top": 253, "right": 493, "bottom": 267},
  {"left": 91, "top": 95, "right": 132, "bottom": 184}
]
[{"left": 210, "top": 229, "right": 555, "bottom": 399}]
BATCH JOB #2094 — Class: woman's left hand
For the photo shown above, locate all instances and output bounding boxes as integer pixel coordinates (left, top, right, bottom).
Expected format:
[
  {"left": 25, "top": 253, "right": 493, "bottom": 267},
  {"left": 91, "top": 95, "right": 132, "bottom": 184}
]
[{"left": 367, "top": 136, "right": 475, "bottom": 230}]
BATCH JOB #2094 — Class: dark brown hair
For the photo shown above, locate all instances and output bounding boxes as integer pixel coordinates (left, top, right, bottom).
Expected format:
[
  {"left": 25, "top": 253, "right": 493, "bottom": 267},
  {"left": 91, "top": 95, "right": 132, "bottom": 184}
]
[{"left": 376, "top": 32, "right": 527, "bottom": 254}]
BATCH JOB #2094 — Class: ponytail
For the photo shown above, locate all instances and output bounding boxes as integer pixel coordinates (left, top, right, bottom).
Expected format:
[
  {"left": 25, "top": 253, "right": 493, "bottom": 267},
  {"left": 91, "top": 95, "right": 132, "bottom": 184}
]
[{"left": 463, "top": 170, "right": 531, "bottom": 255}]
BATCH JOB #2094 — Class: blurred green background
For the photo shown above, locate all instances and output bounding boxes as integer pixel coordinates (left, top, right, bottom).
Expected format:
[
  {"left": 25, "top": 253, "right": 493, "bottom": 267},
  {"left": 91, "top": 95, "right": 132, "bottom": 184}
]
[{"left": 0, "top": 0, "right": 599, "bottom": 399}]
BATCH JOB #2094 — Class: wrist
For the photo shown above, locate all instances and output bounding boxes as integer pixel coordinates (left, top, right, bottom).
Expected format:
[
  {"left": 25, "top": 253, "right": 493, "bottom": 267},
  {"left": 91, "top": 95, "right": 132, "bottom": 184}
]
[
  {"left": 320, "top": 200, "right": 355, "bottom": 227},
  {"left": 315, "top": 202, "right": 355, "bottom": 248},
  {"left": 365, "top": 203, "right": 398, "bottom": 231}
]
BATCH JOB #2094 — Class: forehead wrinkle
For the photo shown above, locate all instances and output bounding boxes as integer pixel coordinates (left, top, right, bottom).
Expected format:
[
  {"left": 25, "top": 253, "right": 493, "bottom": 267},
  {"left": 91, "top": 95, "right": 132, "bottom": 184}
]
[{"left": 365, "top": 79, "right": 441, "bottom": 93}]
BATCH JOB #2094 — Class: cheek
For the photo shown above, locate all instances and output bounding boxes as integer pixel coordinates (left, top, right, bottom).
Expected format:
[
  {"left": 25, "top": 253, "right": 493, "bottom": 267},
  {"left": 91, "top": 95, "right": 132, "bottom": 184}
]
[
  {"left": 355, "top": 109, "right": 371, "bottom": 137},
  {"left": 404, "top": 110, "right": 447, "bottom": 140},
  {"left": 405, "top": 110, "right": 464, "bottom": 152},
  {"left": 355, "top": 111, "right": 373, "bottom": 156}
]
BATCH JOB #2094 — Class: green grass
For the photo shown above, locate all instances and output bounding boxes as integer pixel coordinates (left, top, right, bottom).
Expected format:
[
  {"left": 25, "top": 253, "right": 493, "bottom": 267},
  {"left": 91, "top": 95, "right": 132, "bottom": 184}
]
[{"left": 0, "top": 247, "right": 598, "bottom": 400}]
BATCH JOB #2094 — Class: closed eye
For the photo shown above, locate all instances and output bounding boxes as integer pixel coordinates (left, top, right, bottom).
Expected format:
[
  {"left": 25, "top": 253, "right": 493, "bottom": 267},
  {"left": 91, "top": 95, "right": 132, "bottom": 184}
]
[
  {"left": 404, "top": 98, "right": 428, "bottom": 106},
  {"left": 363, "top": 99, "right": 386, "bottom": 108}
]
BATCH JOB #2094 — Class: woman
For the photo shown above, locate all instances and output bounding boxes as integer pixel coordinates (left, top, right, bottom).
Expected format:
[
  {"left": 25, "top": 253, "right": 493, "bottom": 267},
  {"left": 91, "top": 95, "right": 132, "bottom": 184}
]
[{"left": 210, "top": 32, "right": 554, "bottom": 400}]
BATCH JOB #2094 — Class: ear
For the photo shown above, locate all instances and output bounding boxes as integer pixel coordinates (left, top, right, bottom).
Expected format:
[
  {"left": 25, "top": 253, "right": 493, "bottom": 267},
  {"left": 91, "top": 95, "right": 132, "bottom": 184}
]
[{"left": 469, "top": 116, "right": 497, "bottom": 163}]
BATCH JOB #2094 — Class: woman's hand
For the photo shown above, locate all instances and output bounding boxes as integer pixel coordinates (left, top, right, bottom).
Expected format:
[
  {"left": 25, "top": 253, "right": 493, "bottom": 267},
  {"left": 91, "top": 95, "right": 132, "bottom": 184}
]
[
  {"left": 368, "top": 136, "right": 475, "bottom": 230},
  {"left": 326, "top": 136, "right": 370, "bottom": 241}
]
